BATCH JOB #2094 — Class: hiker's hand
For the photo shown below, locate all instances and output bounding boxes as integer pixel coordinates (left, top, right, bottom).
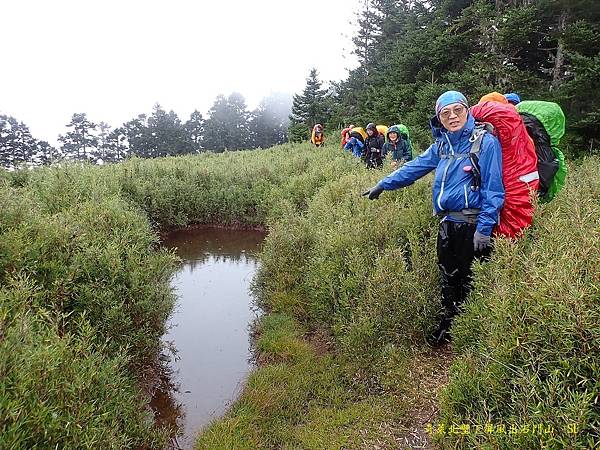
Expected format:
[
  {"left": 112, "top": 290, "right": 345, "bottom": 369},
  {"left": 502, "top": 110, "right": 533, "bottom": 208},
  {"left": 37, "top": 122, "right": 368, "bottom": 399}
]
[
  {"left": 473, "top": 231, "right": 491, "bottom": 252},
  {"left": 362, "top": 185, "right": 384, "bottom": 200}
]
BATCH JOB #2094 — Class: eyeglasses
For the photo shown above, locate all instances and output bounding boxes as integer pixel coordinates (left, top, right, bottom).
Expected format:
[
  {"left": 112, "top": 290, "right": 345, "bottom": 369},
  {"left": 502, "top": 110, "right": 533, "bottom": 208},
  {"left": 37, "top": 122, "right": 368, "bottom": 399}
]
[{"left": 439, "top": 105, "right": 467, "bottom": 120}]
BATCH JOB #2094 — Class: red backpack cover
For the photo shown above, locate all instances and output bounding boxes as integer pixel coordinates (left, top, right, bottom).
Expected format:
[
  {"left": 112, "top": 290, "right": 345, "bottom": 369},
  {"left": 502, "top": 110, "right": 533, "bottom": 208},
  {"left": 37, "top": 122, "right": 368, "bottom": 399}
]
[{"left": 470, "top": 101, "right": 539, "bottom": 238}]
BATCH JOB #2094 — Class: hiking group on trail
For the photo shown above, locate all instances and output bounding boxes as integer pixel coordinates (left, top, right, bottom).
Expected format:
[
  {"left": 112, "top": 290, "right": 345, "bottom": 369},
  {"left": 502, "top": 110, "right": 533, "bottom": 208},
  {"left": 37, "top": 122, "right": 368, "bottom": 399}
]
[
  {"left": 338, "top": 122, "right": 414, "bottom": 169},
  {"left": 352, "top": 89, "right": 567, "bottom": 346}
]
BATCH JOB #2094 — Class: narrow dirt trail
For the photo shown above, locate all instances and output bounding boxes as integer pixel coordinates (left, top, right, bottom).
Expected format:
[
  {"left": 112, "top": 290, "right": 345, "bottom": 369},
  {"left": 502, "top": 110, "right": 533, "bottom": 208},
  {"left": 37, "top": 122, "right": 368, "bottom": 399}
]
[{"left": 361, "top": 344, "right": 454, "bottom": 450}]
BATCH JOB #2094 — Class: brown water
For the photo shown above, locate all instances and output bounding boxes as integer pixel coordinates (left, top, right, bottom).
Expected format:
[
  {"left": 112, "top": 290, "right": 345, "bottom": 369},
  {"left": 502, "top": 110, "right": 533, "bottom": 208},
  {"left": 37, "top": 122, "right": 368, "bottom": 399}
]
[{"left": 152, "top": 227, "right": 266, "bottom": 449}]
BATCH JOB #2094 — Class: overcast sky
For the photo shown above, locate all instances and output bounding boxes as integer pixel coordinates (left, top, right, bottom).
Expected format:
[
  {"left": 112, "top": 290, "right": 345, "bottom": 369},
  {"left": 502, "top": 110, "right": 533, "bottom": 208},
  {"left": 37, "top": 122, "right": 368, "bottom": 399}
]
[{"left": 1, "top": 0, "right": 359, "bottom": 145}]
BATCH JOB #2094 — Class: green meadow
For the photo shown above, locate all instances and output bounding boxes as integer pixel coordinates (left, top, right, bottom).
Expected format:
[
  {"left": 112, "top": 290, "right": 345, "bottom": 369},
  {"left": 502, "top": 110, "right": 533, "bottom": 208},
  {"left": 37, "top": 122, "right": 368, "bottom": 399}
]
[{"left": 1, "top": 144, "right": 598, "bottom": 449}]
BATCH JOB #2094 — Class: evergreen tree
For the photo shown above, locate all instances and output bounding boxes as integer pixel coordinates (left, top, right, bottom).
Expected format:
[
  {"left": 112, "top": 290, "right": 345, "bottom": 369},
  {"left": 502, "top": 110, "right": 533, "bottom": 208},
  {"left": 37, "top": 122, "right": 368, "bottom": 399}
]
[
  {"left": 0, "top": 115, "right": 38, "bottom": 169},
  {"left": 289, "top": 68, "right": 329, "bottom": 141},
  {"left": 352, "top": 0, "right": 381, "bottom": 81},
  {"left": 35, "top": 140, "right": 60, "bottom": 166},
  {"left": 103, "top": 127, "right": 129, "bottom": 162},
  {"left": 184, "top": 110, "right": 204, "bottom": 152},
  {"left": 58, "top": 113, "right": 98, "bottom": 161},
  {"left": 249, "top": 93, "right": 291, "bottom": 148},
  {"left": 146, "top": 104, "right": 195, "bottom": 157},
  {"left": 123, "top": 115, "right": 152, "bottom": 158},
  {"left": 94, "top": 121, "right": 112, "bottom": 163},
  {"left": 202, "top": 93, "right": 251, "bottom": 152}
]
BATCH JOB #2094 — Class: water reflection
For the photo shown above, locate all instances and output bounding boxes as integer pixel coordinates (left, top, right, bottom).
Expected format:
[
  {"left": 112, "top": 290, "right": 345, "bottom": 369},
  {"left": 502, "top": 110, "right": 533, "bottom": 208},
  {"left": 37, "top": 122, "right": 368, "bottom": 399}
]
[{"left": 152, "top": 227, "right": 265, "bottom": 449}]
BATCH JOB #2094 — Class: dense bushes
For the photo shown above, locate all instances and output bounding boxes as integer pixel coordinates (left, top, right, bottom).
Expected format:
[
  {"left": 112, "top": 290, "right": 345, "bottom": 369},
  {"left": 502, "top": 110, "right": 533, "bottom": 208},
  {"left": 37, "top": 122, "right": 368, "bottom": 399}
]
[
  {"left": 252, "top": 155, "right": 600, "bottom": 448},
  {"left": 438, "top": 158, "right": 600, "bottom": 449},
  {"left": 0, "top": 143, "right": 360, "bottom": 448},
  {"left": 255, "top": 168, "right": 441, "bottom": 370},
  {"left": 0, "top": 193, "right": 176, "bottom": 447},
  {"left": 2, "top": 142, "right": 599, "bottom": 448}
]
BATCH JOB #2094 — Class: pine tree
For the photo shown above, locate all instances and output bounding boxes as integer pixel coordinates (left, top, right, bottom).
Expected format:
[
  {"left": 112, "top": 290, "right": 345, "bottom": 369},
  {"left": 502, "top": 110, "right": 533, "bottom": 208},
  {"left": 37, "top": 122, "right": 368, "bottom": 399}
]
[
  {"left": 123, "top": 115, "right": 152, "bottom": 158},
  {"left": 249, "top": 93, "right": 291, "bottom": 148},
  {"left": 0, "top": 115, "right": 38, "bottom": 169},
  {"left": 289, "top": 68, "right": 329, "bottom": 141},
  {"left": 184, "top": 110, "right": 204, "bottom": 152},
  {"left": 35, "top": 140, "right": 60, "bottom": 166},
  {"left": 94, "top": 121, "right": 112, "bottom": 163},
  {"left": 352, "top": 0, "right": 381, "bottom": 78},
  {"left": 103, "top": 127, "right": 129, "bottom": 162},
  {"left": 146, "top": 104, "right": 195, "bottom": 157},
  {"left": 202, "top": 93, "right": 251, "bottom": 152},
  {"left": 58, "top": 113, "right": 98, "bottom": 161}
]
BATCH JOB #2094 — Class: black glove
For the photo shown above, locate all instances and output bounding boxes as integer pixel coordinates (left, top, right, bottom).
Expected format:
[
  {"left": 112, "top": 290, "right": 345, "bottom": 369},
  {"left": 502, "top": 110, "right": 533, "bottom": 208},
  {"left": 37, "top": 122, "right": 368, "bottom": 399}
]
[
  {"left": 473, "top": 230, "right": 491, "bottom": 252},
  {"left": 362, "top": 184, "right": 384, "bottom": 200}
]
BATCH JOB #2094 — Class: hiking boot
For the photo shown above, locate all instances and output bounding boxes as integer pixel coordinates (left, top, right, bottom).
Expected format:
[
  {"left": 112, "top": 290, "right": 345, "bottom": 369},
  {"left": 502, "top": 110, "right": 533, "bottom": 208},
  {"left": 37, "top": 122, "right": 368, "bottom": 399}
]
[{"left": 426, "top": 319, "right": 452, "bottom": 347}]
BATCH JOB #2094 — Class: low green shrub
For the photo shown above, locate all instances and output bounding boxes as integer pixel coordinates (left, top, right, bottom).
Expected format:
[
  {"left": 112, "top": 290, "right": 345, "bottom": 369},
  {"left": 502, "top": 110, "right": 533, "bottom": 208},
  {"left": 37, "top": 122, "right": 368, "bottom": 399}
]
[{"left": 0, "top": 275, "right": 166, "bottom": 449}]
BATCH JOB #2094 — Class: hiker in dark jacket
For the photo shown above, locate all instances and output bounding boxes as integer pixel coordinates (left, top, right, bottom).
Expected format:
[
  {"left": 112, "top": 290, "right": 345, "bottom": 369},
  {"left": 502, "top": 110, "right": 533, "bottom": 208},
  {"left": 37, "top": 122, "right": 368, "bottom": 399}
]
[
  {"left": 383, "top": 125, "right": 412, "bottom": 170},
  {"left": 362, "top": 91, "right": 505, "bottom": 346},
  {"left": 364, "top": 122, "right": 385, "bottom": 169}
]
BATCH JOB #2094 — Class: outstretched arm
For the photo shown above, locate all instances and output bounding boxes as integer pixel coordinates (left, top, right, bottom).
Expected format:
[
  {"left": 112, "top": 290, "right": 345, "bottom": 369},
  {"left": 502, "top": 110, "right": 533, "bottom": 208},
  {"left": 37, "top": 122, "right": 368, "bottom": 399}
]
[{"left": 377, "top": 143, "right": 439, "bottom": 190}]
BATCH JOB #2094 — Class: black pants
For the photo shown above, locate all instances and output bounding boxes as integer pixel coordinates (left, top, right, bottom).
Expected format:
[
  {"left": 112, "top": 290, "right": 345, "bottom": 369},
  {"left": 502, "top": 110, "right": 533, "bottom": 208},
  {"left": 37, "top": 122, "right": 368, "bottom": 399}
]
[
  {"left": 365, "top": 153, "right": 383, "bottom": 169},
  {"left": 437, "top": 221, "right": 491, "bottom": 320}
]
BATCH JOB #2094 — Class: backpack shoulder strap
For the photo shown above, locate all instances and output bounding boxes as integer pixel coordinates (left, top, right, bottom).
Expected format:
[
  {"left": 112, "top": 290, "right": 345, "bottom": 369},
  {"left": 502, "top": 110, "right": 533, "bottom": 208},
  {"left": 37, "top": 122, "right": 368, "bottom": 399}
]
[
  {"left": 468, "top": 122, "right": 494, "bottom": 191},
  {"left": 469, "top": 122, "right": 494, "bottom": 156}
]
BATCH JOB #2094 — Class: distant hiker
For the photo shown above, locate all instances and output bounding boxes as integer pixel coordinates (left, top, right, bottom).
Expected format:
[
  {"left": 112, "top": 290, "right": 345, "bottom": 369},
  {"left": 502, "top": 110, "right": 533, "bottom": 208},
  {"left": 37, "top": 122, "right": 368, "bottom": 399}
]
[
  {"left": 340, "top": 125, "right": 355, "bottom": 149},
  {"left": 362, "top": 91, "right": 505, "bottom": 346},
  {"left": 383, "top": 124, "right": 412, "bottom": 170},
  {"left": 343, "top": 130, "right": 365, "bottom": 158},
  {"left": 364, "top": 122, "right": 385, "bottom": 169},
  {"left": 504, "top": 92, "right": 522, "bottom": 105},
  {"left": 311, "top": 124, "right": 325, "bottom": 147}
]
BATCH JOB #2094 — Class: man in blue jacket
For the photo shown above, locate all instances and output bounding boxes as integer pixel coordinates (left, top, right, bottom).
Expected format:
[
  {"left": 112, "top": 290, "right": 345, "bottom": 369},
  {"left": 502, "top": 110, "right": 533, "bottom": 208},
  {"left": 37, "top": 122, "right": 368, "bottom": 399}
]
[{"left": 362, "top": 91, "right": 505, "bottom": 346}]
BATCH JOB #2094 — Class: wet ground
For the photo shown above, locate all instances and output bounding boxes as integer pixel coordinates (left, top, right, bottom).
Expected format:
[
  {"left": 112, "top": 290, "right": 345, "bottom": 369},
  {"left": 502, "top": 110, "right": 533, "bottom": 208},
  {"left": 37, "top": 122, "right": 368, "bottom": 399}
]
[{"left": 151, "top": 227, "right": 266, "bottom": 449}]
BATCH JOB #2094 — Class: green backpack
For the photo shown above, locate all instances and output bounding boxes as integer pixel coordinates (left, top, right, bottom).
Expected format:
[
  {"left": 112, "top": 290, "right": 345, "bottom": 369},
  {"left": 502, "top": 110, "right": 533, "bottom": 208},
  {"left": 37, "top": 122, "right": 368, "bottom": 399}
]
[
  {"left": 395, "top": 124, "right": 413, "bottom": 159},
  {"left": 517, "top": 101, "right": 567, "bottom": 202}
]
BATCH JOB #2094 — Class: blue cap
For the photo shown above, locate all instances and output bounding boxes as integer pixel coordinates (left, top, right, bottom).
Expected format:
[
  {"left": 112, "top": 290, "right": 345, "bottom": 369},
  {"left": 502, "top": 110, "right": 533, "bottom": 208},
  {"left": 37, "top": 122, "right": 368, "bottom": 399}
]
[
  {"left": 504, "top": 92, "right": 521, "bottom": 105},
  {"left": 435, "top": 91, "right": 469, "bottom": 116}
]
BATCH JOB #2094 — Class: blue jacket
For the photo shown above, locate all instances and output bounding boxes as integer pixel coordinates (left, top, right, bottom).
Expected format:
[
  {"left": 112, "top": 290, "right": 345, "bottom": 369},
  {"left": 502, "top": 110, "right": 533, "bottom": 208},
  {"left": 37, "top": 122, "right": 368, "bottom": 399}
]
[
  {"left": 344, "top": 137, "right": 364, "bottom": 158},
  {"left": 377, "top": 114, "right": 504, "bottom": 236}
]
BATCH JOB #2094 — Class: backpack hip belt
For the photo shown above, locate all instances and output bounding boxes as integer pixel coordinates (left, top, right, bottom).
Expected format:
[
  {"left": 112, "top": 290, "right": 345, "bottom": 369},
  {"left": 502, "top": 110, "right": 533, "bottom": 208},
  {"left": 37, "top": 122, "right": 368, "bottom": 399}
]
[{"left": 436, "top": 208, "right": 481, "bottom": 225}]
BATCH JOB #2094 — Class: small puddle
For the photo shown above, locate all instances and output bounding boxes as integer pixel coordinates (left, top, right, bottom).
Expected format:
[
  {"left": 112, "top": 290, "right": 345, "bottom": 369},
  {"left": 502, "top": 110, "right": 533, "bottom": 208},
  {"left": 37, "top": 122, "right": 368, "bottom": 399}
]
[{"left": 151, "top": 227, "right": 266, "bottom": 449}]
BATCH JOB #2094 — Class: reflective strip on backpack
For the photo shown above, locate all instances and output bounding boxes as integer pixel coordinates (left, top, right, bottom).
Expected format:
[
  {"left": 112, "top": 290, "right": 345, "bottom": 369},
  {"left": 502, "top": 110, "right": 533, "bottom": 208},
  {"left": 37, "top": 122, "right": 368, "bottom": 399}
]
[{"left": 519, "top": 171, "right": 539, "bottom": 183}]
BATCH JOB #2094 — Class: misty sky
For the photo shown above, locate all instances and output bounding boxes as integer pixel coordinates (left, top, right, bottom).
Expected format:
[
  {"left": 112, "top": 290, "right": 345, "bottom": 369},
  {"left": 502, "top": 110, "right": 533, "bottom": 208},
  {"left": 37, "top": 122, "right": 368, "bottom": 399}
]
[{"left": 1, "top": 0, "right": 360, "bottom": 145}]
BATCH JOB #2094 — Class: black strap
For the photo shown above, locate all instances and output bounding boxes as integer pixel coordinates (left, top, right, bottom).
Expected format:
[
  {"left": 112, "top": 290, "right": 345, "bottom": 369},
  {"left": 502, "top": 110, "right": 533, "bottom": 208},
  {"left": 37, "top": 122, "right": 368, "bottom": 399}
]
[{"left": 468, "top": 123, "right": 493, "bottom": 191}]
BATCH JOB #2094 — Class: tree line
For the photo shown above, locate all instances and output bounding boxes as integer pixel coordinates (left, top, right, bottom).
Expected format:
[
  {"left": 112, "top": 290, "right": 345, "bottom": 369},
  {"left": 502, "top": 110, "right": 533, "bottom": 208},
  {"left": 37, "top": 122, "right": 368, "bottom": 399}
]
[
  {"left": 289, "top": 0, "right": 599, "bottom": 156},
  {"left": 3, "top": 0, "right": 598, "bottom": 169},
  {"left": 0, "top": 92, "right": 291, "bottom": 169}
]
